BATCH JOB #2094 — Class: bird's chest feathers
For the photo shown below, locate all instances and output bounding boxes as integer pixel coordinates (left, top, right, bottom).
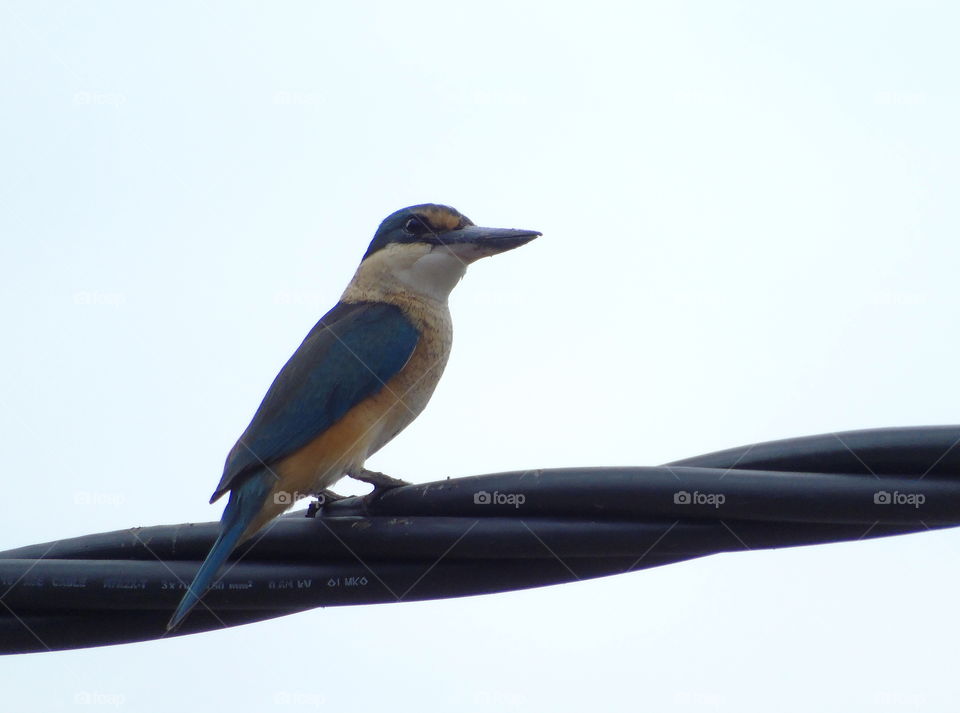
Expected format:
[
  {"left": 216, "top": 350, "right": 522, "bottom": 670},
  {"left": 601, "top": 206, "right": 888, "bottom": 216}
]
[
  {"left": 369, "top": 312, "right": 451, "bottom": 444},
  {"left": 275, "top": 272, "right": 453, "bottom": 492},
  {"left": 334, "top": 243, "right": 461, "bottom": 447}
]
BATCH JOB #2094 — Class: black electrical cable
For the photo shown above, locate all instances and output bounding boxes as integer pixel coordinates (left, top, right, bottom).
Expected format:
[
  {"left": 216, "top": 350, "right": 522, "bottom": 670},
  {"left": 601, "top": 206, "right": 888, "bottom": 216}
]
[{"left": 1, "top": 425, "right": 957, "bottom": 655}]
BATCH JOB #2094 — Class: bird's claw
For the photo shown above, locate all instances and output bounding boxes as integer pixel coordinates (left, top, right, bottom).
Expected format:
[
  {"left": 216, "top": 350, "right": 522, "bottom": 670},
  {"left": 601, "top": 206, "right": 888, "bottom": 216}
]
[
  {"left": 348, "top": 468, "right": 411, "bottom": 490},
  {"left": 346, "top": 469, "right": 411, "bottom": 509}
]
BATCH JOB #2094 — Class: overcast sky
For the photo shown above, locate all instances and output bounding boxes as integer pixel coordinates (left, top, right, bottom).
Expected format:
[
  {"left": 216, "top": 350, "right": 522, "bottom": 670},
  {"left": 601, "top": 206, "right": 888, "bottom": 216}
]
[{"left": 2, "top": 1, "right": 959, "bottom": 711}]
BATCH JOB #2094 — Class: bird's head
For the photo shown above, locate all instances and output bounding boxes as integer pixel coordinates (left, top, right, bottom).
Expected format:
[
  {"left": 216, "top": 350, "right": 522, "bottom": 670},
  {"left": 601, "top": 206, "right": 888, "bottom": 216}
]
[
  {"left": 350, "top": 204, "right": 541, "bottom": 301},
  {"left": 363, "top": 204, "right": 540, "bottom": 263}
]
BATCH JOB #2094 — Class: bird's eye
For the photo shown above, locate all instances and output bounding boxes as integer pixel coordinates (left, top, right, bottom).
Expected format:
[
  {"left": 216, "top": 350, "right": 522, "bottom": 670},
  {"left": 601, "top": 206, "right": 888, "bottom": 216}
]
[{"left": 404, "top": 217, "right": 431, "bottom": 235}]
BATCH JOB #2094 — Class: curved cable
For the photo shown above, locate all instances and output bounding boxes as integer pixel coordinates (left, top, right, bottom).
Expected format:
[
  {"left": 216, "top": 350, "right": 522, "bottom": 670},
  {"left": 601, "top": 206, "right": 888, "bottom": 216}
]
[{"left": 1, "top": 425, "right": 957, "bottom": 654}]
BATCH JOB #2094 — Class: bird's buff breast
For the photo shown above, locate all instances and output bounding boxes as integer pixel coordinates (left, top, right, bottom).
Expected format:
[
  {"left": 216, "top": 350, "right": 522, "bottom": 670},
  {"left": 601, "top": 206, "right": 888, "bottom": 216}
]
[{"left": 268, "top": 299, "right": 453, "bottom": 505}]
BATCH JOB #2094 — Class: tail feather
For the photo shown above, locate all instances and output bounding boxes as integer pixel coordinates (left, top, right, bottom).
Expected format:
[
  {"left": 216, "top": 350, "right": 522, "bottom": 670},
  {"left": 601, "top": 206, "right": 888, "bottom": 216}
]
[{"left": 167, "top": 471, "right": 273, "bottom": 631}]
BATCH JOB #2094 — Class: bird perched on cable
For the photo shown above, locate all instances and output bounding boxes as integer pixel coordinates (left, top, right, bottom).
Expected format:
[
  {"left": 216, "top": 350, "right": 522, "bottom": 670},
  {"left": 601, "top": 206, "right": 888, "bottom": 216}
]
[{"left": 167, "top": 204, "right": 540, "bottom": 630}]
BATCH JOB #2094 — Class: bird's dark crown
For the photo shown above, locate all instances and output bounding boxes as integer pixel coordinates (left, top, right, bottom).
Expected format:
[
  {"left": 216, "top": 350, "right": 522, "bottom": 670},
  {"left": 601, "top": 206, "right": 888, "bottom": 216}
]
[{"left": 362, "top": 204, "right": 474, "bottom": 261}]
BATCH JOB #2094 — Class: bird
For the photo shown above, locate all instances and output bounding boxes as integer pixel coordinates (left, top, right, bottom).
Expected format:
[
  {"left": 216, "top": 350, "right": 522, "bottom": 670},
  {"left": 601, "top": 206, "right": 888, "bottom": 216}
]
[{"left": 167, "top": 203, "right": 540, "bottom": 630}]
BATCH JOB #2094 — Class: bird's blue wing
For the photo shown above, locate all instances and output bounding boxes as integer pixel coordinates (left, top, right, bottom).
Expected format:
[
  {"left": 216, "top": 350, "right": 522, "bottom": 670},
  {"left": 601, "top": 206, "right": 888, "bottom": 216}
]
[{"left": 210, "top": 301, "right": 419, "bottom": 502}]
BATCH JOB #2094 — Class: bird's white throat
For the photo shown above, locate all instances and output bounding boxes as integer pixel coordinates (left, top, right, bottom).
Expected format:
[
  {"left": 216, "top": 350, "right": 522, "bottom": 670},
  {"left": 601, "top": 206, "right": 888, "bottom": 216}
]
[
  {"left": 394, "top": 249, "right": 467, "bottom": 300},
  {"left": 345, "top": 243, "right": 467, "bottom": 303}
]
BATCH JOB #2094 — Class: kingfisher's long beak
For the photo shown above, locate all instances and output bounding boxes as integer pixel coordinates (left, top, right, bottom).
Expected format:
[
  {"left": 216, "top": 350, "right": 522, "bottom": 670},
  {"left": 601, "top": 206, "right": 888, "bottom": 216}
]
[{"left": 436, "top": 225, "right": 541, "bottom": 263}]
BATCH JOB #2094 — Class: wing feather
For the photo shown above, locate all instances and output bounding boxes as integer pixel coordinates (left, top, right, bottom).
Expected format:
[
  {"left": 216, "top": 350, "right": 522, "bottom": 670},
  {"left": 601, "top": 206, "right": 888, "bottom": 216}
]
[{"left": 210, "top": 301, "right": 419, "bottom": 502}]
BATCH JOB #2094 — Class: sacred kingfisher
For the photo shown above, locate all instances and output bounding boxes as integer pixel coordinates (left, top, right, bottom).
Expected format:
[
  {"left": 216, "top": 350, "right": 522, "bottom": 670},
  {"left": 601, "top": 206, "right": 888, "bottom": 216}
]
[{"left": 167, "top": 204, "right": 540, "bottom": 630}]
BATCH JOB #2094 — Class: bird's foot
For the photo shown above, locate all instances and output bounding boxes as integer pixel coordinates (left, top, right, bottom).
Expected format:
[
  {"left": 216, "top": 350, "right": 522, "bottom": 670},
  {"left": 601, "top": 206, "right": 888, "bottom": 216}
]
[
  {"left": 348, "top": 468, "right": 411, "bottom": 490},
  {"left": 305, "top": 488, "right": 348, "bottom": 518},
  {"left": 348, "top": 469, "right": 411, "bottom": 508}
]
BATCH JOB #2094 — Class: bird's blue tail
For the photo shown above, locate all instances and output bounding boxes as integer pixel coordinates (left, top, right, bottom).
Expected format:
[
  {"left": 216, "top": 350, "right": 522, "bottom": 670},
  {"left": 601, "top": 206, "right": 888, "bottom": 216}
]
[{"left": 166, "top": 471, "right": 274, "bottom": 631}]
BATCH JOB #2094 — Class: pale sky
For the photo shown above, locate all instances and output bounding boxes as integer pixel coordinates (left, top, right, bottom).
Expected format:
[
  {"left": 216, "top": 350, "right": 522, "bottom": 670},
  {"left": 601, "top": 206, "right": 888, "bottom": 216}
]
[{"left": 2, "top": 2, "right": 959, "bottom": 711}]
